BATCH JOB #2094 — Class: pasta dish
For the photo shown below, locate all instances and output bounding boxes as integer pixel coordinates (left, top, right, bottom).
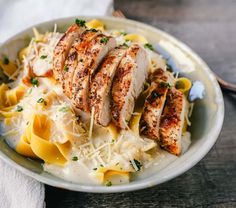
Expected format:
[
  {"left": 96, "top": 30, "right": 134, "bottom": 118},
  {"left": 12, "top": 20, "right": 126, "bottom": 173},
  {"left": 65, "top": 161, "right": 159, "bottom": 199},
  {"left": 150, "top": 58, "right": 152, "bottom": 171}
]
[{"left": 0, "top": 19, "right": 195, "bottom": 186}]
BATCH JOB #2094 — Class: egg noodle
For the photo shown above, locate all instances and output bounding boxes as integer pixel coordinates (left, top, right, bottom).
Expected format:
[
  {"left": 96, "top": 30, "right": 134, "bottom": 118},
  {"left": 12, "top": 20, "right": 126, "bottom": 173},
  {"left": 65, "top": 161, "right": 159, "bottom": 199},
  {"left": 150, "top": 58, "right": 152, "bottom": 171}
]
[{"left": 0, "top": 19, "right": 192, "bottom": 186}]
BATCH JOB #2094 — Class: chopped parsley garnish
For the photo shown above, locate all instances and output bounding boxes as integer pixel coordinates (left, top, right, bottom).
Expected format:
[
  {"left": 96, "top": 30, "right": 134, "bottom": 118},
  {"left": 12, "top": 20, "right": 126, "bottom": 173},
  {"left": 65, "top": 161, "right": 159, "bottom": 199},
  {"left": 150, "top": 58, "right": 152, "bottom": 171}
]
[
  {"left": 150, "top": 91, "right": 161, "bottom": 99},
  {"left": 93, "top": 168, "right": 97, "bottom": 171},
  {"left": 105, "top": 181, "right": 112, "bottom": 186},
  {"left": 160, "top": 82, "right": 171, "bottom": 88},
  {"left": 40, "top": 55, "right": 47, "bottom": 59},
  {"left": 59, "top": 106, "right": 69, "bottom": 112},
  {"left": 75, "top": 19, "right": 86, "bottom": 27},
  {"left": 16, "top": 105, "right": 23, "bottom": 112},
  {"left": 3, "top": 56, "right": 9, "bottom": 65},
  {"left": 72, "top": 156, "right": 78, "bottom": 161},
  {"left": 120, "top": 31, "right": 127, "bottom": 36},
  {"left": 144, "top": 43, "right": 154, "bottom": 51},
  {"left": 31, "top": 78, "right": 39, "bottom": 87},
  {"left": 89, "top": 28, "right": 98, "bottom": 32},
  {"left": 64, "top": 65, "right": 69, "bottom": 72},
  {"left": 37, "top": 98, "right": 47, "bottom": 105},
  {"left": 100, "top": 164, "right": 104, "bottom": 167},
  {"left": 130, "top": 159, "right": 142, "bottom": 171},
  {"left": 100, "top": 37, "right": 108, "bottom": 44},
  {"left": 122, "top": 42, "right": 129, "bottom": 47}
]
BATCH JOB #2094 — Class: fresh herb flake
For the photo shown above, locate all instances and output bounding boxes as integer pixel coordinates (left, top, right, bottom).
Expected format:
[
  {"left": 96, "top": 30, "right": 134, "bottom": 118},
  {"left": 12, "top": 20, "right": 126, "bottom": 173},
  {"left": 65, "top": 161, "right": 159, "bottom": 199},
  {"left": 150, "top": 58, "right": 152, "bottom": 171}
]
[
  {"left": 89, "top": 28, "right": 98, "bottom": 32},
  {"left": 59, "top": 106, "right": 69, "bottom": 112},
  {"left": 160, "top": 82, "right": 171, "bottom": 88},
  {"left": 31, "top": 78, "right": 39, "bottom": 87},
  {"left": 64, "top": 65, "right": 69, "bottom": 72},
  {"left": 37, "top": 98, "right": 44, "bottom": 103},
  {"left": 72, "top": 156, "right": 78, "bottom": 161},
  {"left": 130, "top": 159, "right": 142, "bottom": 171},
  {"left": 122, "top": 42, "right": 129, "bottom": 47},
  {"left": 105, "top": 181, "right": 112, "bottom": 186},
  {"left": 120, "top": 31, "right": 127, "bottom": 36},
  {"left": 75, "top": 19, "right": 86, "bottom": 27},
  {"left": 37, "top": 98, "right": 47, "bottom": 105},
  {"left": 40, "top": 55, "right": 47, "bottom": 59},
  {"left": 3, "top": 57, "right": 9, "bottom": 65},
  {"left": 144, "top": 43, "right": 154, "bottom": 51},
  {"left": 93, "top": 168, "right": 97, "bottom": 171},
  {"left": 16, "top": 105, "right": 23, "bottom": 112},
  {"left": 100, "top": 37, "right": 108, "bottom": 44}
]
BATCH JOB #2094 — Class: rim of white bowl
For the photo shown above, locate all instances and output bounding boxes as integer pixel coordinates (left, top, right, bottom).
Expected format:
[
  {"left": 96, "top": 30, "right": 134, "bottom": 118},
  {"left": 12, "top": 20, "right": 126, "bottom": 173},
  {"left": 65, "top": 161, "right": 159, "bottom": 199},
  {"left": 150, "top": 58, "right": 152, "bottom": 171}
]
[{"left": 0, "top": 16, "right": 225, "bottom": 193}]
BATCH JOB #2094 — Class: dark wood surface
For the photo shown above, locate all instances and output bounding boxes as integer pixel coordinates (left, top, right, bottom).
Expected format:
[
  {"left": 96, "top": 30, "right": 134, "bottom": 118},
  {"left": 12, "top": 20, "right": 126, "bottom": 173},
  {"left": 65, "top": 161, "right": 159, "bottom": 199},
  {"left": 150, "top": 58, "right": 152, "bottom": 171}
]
[{"left": 45, "top": 0, "right": 236, "bottom": 207}]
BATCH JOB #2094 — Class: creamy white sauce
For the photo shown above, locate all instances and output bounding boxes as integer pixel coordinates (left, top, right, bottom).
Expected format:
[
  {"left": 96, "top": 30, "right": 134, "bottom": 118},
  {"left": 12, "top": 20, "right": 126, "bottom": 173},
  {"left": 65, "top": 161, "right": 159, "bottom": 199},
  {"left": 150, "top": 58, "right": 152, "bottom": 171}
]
[{"left": 0, "top": 28, "right": 197, "bottom": 186}]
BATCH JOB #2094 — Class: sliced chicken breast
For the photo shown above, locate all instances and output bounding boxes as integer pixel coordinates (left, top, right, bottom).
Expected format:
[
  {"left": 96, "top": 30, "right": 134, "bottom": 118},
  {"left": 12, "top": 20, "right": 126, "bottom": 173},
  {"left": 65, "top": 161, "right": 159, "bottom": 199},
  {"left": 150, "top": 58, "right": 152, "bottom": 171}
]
[
  {"left": 72, "top": 34, "right": 116, "bottom": 112},
  {"left": 53, "top": 24, "right": 85, "bottom": 82},
  {"left": 62, "top": 30, "right": 101, "bottom": 98},
  {"left": 140, "top": 68, "right": 174, "bottom": 140},
  {"left": 90, "top": 46, "right": 127, "bottom": 126},
  {"left": 159, "top": 87, "right": 186, "bottom": 156},
  {"left": 111, "top": 44, "right": 148, "bottom": 129}
]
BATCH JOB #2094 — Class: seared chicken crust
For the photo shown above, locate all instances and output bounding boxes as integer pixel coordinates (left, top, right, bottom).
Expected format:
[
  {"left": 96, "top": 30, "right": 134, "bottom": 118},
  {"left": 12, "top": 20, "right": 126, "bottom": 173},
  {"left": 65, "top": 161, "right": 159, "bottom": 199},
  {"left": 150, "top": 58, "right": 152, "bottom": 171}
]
[
  {"left": 111, "top": 44, "right": 148, "bottom": 129},
  {"left": 90, "top": 46, "right": 127, "bottom": 126}
]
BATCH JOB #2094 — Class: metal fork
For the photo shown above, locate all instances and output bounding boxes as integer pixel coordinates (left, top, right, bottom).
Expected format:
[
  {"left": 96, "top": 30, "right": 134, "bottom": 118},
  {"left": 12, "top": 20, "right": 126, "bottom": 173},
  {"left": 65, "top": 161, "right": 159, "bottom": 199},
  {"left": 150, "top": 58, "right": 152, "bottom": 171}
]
[{"left": 112, "top": 10, "right": 236, "bottom": 93}]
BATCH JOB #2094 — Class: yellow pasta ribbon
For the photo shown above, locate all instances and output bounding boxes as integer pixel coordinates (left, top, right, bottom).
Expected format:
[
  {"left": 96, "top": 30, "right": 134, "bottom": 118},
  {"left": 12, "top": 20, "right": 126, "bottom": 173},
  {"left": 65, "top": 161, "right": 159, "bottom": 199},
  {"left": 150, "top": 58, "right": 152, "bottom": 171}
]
[
  {"left": 0, "top": 59, "right": 18, "bottom": 78},
  {"left": 129, "top": 82, "right": 151, "bottom": 135},
  {"left": 86, "top": 19, "right": 105, "bottom": 31},
  {"left": 129, "top": 112, "right": 142, "bottom": 135},
  {"left": 16, "top": 134, "right": 37, "bottom": 158},
  {"left": 33, "top": 27, "right": 45, "bottom": 42},
  {"left": 15, "top": 114, "right": 72, "bottom": 165},
  {"left": 124, "top": 34, "right": 148, "bottom": 44},
  {"left": 175, "top": 77, "right": 192, "bottom": 94},
  {"left": 28, "top": 114, "right": 69, "bottom": 165},
  {"left": 107, "top": 122, "right": 119, "bottom": 141},
  {"left": 0, "top": 84, "right": 26, "bottom": 119},
  {"left": 18, "top": 47, "right": 29, "bottom": 62},
  {"left": 95, "top": 166, "right": 130, "bottom": 185}
]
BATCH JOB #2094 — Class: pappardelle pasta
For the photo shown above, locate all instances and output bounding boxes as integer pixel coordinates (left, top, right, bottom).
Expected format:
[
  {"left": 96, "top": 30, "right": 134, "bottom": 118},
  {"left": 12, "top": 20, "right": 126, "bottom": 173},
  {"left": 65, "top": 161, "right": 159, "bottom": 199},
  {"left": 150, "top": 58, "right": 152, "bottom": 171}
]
[{"left": 0, "top": 19, "right": 196, "bottom": 186}]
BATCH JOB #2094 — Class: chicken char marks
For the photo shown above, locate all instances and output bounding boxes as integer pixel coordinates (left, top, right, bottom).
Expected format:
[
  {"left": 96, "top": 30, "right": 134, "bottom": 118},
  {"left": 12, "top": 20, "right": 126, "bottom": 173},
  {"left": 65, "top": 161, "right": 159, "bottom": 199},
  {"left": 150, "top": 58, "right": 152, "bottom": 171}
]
[
  {"left": 90, "top": 46, "right": 127, "bottom": 126},
  {"left": 111, "top": 44, "right": 148, "bottom": 129},
  {"left": 140, "top": 68, "right": 186, "bottom": 155},
  {"left": 159, "top": 87, "right": 186, "bottom": 156},
  {"left": 140, "top": 68, "right": 174, "bottom": 140},
  {"left": 62, "top": 30, "right": 101, "bottom": 98},
  {"left": 53, "top": 24, "right": 85, "bottom": 82},
  {"left": 72, "top": 34, "right": 116, "bottom": 112}
]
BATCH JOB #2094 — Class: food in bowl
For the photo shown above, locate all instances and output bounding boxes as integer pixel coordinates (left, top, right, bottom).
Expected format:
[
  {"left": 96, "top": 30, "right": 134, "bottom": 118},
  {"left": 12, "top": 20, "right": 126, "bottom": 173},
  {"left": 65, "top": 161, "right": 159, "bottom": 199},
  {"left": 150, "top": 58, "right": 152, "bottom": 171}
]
[{"left": 0, "top": 19, "right": 200, "bottom": 186}]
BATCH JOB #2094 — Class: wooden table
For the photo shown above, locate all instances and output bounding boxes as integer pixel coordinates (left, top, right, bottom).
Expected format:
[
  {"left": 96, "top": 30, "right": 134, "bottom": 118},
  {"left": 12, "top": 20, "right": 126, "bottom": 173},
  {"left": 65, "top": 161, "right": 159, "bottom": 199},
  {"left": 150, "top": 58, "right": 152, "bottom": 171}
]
[{"left": 45, "top": 0, "right": 236, "bottom": 207}]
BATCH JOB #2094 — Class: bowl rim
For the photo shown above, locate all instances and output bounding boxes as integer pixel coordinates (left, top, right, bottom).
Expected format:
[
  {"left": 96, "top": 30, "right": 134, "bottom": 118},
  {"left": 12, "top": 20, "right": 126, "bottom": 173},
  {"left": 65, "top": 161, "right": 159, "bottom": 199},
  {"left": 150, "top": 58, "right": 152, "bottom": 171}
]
[{"left": 0, "top": 16, "right": 225, "bottom": 193}]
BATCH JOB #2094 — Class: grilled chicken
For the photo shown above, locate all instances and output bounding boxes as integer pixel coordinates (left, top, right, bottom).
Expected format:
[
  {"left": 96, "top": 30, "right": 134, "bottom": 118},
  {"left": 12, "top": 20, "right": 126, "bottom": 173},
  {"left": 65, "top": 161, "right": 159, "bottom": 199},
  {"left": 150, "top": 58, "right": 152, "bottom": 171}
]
[
  {"left": 62, "top": 30, "right": 101, "bottom": 98},
  {"left": 140, "top": 68, "right": 174, "bottom": 140},
  {"left": 159, "top": 87, "right": 186, "bottom": 155},
  {"left": 90, "top": 46, "right": 127, "bottom": 126},
  {"left": 72, "top": 34, "right": 116, "bottom": 111},
  {"left": 53, "top": 24, "right": 85, "bottom": 82},
  {"left": 111, "top": 44, "right": 148, "bottom": 129}
]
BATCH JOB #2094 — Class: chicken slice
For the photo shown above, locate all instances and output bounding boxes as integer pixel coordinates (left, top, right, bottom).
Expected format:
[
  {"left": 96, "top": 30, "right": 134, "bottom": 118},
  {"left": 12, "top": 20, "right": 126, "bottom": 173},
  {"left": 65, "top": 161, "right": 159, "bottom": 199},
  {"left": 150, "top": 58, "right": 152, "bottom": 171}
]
[
  {"left": 159, "top": 87, "right": 186, "bottom": 156},
  {"left": 111, "top": 44, "right": 148, "bottom": 129},
  {"left": 90, "top": 46, "right": 127, "bottom": 126},
  {"left": 53, "top": 24, "right": 85, "bottom": 82},
  {"left": 140, "top": 68, "right": 174, "bottom": 140},
  {"left": 62, "top": 30, "right": 101, "bottom": 98},
  {"left": 72, "top": 34, "right": 117, "bottom": 111}
]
